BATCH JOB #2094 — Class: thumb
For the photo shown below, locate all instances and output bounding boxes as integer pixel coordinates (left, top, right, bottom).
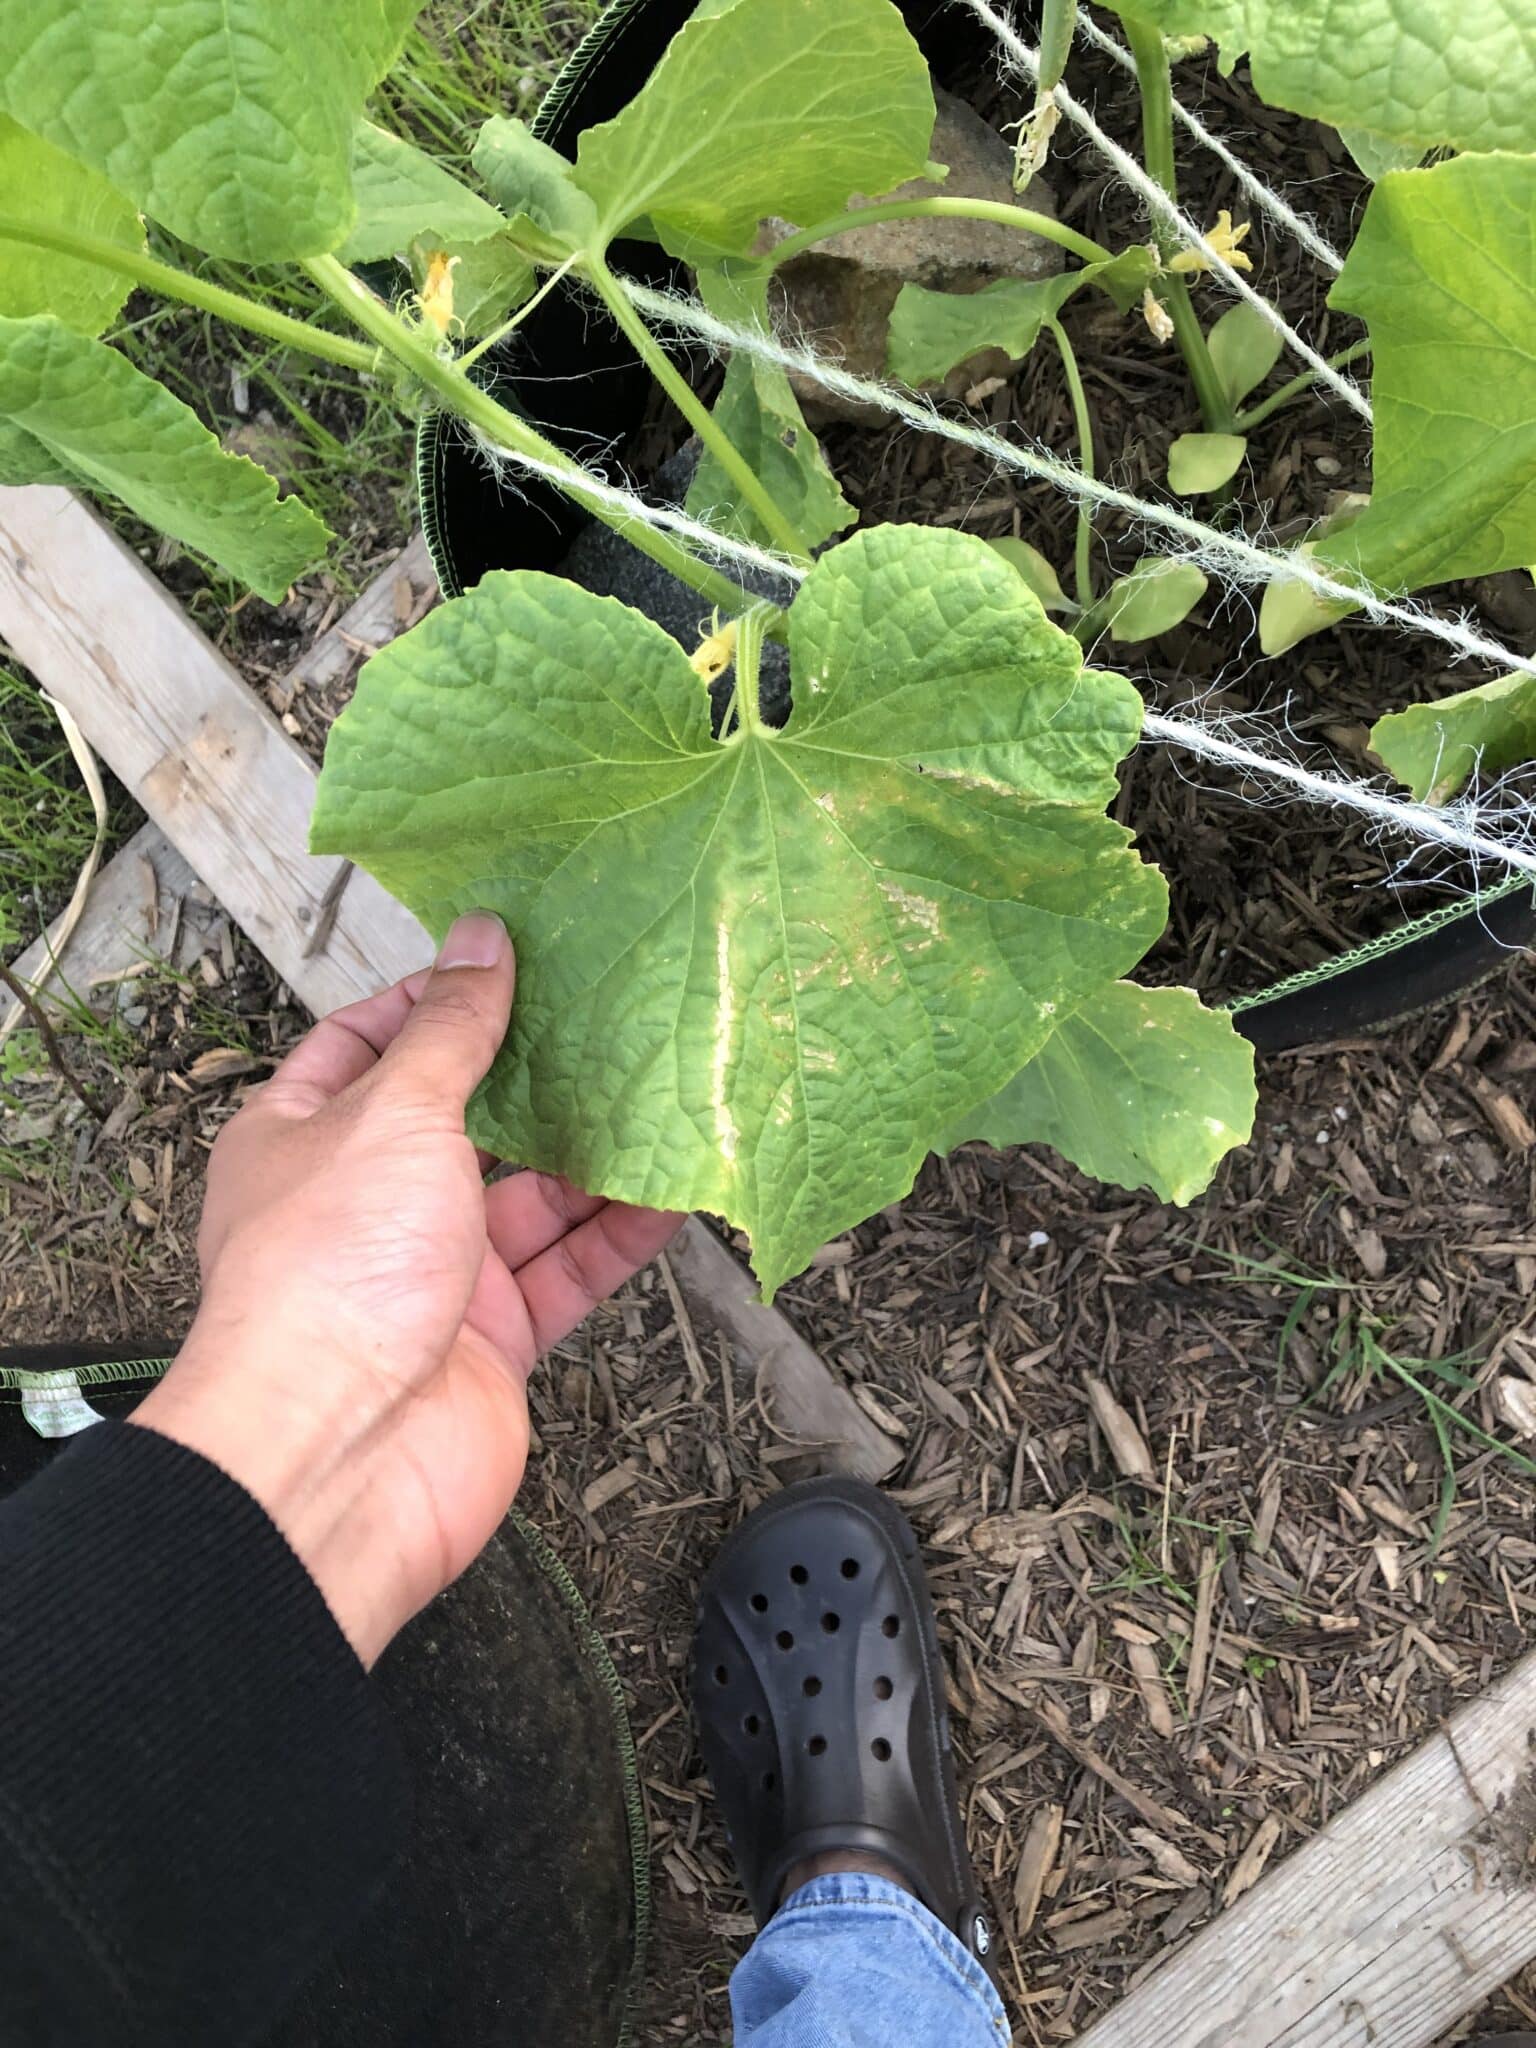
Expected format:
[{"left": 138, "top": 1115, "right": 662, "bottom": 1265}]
[{"left": 376, "top": 910, "right": 516, "bottom": 1113}]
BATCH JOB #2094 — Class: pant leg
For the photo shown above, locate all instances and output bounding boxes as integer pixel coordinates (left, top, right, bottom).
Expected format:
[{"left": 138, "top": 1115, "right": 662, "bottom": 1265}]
[{"left": 730, "top": 1875, "right": 1008, "bottom": 2048}]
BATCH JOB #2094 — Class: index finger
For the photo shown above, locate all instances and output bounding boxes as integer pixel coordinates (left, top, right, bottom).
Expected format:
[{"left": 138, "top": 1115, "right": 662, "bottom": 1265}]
[{"left": 260, "top": 966, "right": 431, "bottom": 1112}]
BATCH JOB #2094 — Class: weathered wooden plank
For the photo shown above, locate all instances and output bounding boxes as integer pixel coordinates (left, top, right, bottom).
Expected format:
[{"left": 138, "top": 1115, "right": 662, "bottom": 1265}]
[
  {"left": 667, "top": 1217, "right": 899, "bottom": 1482},
  {"left": 6, "top": 821, "right": 204, "bottom": 1006},
  {"left": 0, "top": 486, "right": 429, "bottom": 1013},
  {"left": 1072, "top": 1646, "right": 1536, "bottom": 2048}
]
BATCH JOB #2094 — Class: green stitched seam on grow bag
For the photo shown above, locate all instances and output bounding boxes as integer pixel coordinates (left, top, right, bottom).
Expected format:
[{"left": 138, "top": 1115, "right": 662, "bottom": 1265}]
[
  {"left": 1225, "top": 870, "right": 1533, "bottom": 1014},
  {"left": 0, "top": 1355, "right": 173, "bottom": 1392}
]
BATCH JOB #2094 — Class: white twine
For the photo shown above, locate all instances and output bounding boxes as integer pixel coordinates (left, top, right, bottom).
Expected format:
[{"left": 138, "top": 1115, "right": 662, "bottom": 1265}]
[
  {"left": 476, "top": 424, "right": 1536, "bottom": 886},
  {"left": 1072, "top": 10, "right": 1346, "bottom": 276},
  {"left": 619, "top": 277, "right": 1536, "bottom": 685},
  {"left": 960, "top": 0, "right": 1372, "bottom": 422}
]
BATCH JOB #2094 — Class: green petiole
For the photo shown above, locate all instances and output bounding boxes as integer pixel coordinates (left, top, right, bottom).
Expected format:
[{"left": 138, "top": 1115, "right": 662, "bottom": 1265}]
[
  {"left": 1234, "top": 338, "right": 1373, "bottom": 431},
  {"left": 1045, "top": 314, "right": 1096, "bottom": 613},
  {"left": 764, "top": 193, "right": 1113, "bottom": 271}
]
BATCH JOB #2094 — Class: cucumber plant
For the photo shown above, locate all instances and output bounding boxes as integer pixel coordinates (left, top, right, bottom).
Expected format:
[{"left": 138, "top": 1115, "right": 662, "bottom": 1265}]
[{"left": 2, "top": 0, "right": 1526, "bottom": 1289}]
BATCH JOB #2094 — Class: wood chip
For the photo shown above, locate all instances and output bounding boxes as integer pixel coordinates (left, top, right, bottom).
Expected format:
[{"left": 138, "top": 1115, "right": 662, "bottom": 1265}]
[
  {"left": 1013, "top": 1801, "right": 1063, "bottom": 1933},
  {"left": 582, "top": 1463, "right": 641, "bottom": 1514},
  {"left": 1119, "top": 1632, "right": 1175, "bottom": 1738},
  {"left": 1469, "top": 1071, "right": 1536, "bottom": 1154},
  {"left": 1086, "top": 1375, "right": 1155, "bottom": 1482},
  {"left": 1492, "top": 1374, "right": 1536, "bottom": 1439},
  {"left": 1128, "top": 1827, "right": 1202, "bottom": 1886},
  {"left": 1221, "top": 1813, "right": 1282, "bottom": 1907}
]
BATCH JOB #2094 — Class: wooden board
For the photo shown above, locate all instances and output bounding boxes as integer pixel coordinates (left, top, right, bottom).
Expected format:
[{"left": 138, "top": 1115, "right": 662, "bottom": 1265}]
[
  {"left": 1072, "top": 1645, "right": 1536, "bottom": 2048},
  {"left": 0, "top": 486, "right": 430, "bottom": 1013},
  {"left": 1, "top": 493, "right": 890, "bottom": 1477}
]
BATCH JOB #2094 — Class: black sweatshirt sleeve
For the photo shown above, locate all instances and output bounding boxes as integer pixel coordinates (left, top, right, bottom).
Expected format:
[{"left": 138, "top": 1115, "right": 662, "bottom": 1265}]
[{"left": 0, "top": 1419, "right": 410, "bottom": 2047}]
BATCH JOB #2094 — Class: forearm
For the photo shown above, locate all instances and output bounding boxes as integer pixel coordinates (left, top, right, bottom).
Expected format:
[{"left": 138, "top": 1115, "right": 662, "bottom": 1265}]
[{"left": 0, "top": 1421, "right": 409, "bottom": 2045}]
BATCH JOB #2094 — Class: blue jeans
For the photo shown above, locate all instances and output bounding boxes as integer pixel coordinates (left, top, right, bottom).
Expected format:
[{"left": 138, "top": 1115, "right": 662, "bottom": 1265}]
[{"left": 730, "top": 1875, "right": 1009, "bottom": 2046}]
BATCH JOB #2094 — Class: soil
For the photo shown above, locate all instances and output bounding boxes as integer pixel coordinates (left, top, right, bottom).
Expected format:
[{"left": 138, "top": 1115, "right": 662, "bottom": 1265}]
[{"left": 5, "top": 15, "right": 1536, "bottom": 2048}]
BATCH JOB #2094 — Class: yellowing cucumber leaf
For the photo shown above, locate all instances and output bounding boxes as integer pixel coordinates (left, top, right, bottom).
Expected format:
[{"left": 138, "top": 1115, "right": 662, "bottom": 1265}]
[
  {"left": 1371, "top": 673, "right": 1536, "bottom": 803},
  {"left": 1316, "top": 154, "right": 1536, "bottom": 598},
  {"left": 1167, "top": 431, "right": 1246, "bottom": 494},
  {"left": 0, "top": 0, "right": 420, "bottom": 261},
  {"left": 471, "top": 117, "right": 599, "bottom": 257},
  {"left": 887, "top": 248, "right": 1156, "bottom": 386},
  {"left": 1104, "top": 556, "right": 1208, "bottom": 642},
  {"left": 340, "top": 123, "right": 513, "bottom": 264},
  {"left": 1258, "top": 494, "right": 1368, "bottom": 653},
  {"left": 1207, "top": 300, "right": 1282, "bottom": 408},
  {"left": 0, "top": 115, "right": 142, "bottom": 336},
  {"left": 571, "top": 0, "right": 935, "bottom": 255},
  {"left": 941, "top": 982, "right": 1255, "bottom": 1202},
  {"left": 686, "top": 260, "right": 854, "bottom": 553},
  {"left": 1106, "top": 1, "right": 1536, "bottom": 153},
  {"left": 311, "top": 525, "right": 1166, "bottom": 1296},
  {"left": 986, "top": 536, "right": 1074, "bottom": 613},
  {"left": 0, "top": 316, "right": 329, "bottom": 601}
]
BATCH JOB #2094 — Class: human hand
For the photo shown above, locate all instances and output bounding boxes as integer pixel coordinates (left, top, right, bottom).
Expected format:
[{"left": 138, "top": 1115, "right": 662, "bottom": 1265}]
[{"left": 133, "top": 911, "right": 682, "bottom": 1666}]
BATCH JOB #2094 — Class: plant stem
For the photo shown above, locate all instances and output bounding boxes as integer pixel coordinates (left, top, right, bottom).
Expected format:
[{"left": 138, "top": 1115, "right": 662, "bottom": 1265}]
[
  {"left": 766, "top": 194, "right": 1113, "bottom": 271},
  {"left": 0, "top": 961, "right": 105, "bottom": 1125},
  {"left": 731, "top": 603, "right": 772, "bottom": 736},
  {"left": 1045, "top": 315, "right": 1096, "bottom": 609},
  {"left": 299, "top": 254, "right": 753, "bottom": 618},
  {"left": 1119, "top": 21, "right": 1232, "bottom": 432},
  {"left": 584, "top": 253, "right": 811, "bottom": 565},
  {"left": 458, "top": 254, "right": 578, "bottom": 370},
  {"left": 0, "top": 217, "right": 378, "bottom": 374},
  {"left": 1234, "top": 339, "right": 1372, "bottom": 431}
]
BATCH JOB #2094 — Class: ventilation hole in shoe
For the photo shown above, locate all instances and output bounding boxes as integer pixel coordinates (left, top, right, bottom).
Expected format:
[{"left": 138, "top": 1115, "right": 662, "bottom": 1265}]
[
  {"left": 874, "top": 1676, "right": 893, "bottom": 1701},
  {"left": 714, "top": 1665, "right": 729, "bottom": 1687},
  {"left": 776, "top": 1630, "right": 794, "bottom": 1652},
  {"left": 790, "top": 1564, "right": 809, "bottom": 1585},
  {"left": 821, "top": 1612, "right": 840, "bottom": 1634},
  {"left": 807, "top": 1735, "right": 827, "bottom": 1757},
  {"left": 841, "top": 1558, "right": 860, "bottom": 1579},
  {"left": 750, "top": 1593, "right": 768, "bottom": 1613},
  {"left": 871, "top": 1738, "right": 892, "bottom": 1763},
  {"left": 763, "top": 1772, "right": 776, "bottom": 1792},
  {"left": 744, "top": 1715, "right": 760, "bottom": 1737},
  {"left": 803, "top": 1675, "right": 822, "bottom": 1698},
  {"left": 882, "top": 1615, "right": 900, "bottom": 1638}
]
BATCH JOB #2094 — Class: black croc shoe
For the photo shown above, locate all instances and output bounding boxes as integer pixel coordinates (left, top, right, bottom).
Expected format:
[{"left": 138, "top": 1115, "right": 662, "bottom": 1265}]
[{"left": 691, "top": 1476, "right": 994, "bottom": 1976}]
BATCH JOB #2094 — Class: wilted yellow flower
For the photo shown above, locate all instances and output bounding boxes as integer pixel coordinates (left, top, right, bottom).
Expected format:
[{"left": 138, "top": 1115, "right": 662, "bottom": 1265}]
[
  {"left": 1141, "top": 286, "right": 1175, "bottom": 344},
  {"left": 689, "top": 614, "right": 739, "bottom": 684},
  {"left": 1169, "top": 210, "right": 1253, "bottom": 276},
  {"left": 418, "top": 251, "right": 460, "bottom": 337}
]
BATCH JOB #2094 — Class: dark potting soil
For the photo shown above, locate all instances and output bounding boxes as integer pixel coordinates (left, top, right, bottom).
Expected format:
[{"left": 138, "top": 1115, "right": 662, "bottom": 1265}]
[{"left": 556, "top": 30, "right": 1536, "bottom": 1008}]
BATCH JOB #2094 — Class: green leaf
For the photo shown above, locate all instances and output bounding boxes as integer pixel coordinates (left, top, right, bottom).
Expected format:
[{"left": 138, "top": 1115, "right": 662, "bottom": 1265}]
[
  {"left": 942, "top": 982, "right": 1255, "bottom": 1203},
  {"left": 0, "top": 0, "right": 419, "bottom": 261},
  {"left": 0, "top": 316, "right": 329, "bottom": 601},
  {"left": 1167, "top": 431, "right": 1246, "bottom": 494},
  {"left": 471, "top": 116, "right": 599, "bottom": 256},
  {"left": 1104, "top": 556, "right": 1208, "bottom": 642},
  {"left": 1336, "top": 126, "right": 1426, "bottom": 182},
  {"left": 1207, "top": 301, "right": 1282, "bottom": 408},
  {"left": 887, "top": 248, "right": 1157, "bottom": 386},
  {"left": 571, "top": 0, "right": 936, "bottom": 254},
  {"left": 1258, "top": 494, "right": 1368, "bottom": 653},
  {"left": 0, "top": 115, "right": 143, "bottom": 336},
  {"left": 312, "top": 525, "right": 1166, "bottom": 1296},
  {"left": 339, "top": 123, "right": 511, "bottom": 264},
  {"left": 1371, "top": 672, "right": 1536, "bottom": 803},
  {"left": 986, "top": 536, "right": 1074, "bottom": 614},
  {"left": 1315, "top": 154, "right": 1536, "bottom": 599},
  {"left": 1107, "top": 1, "right": 1536, "bottom": 153},
  {"left": 686, "top": 261, "right": 854, "bottom": 553}
]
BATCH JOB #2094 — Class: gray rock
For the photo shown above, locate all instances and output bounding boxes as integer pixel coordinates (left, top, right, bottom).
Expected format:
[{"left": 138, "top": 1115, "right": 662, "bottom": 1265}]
[
  {"left": 558, "top": 442, "right": 795, "bottom": 730},
  {"left": 760, "top": 89, "right": 1063, "bottom": 423}
]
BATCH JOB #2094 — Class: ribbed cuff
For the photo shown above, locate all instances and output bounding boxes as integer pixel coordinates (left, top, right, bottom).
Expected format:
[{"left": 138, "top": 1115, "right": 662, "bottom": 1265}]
[{"left": 0, "top": 1419, "right": 409, "bottom": 2044}]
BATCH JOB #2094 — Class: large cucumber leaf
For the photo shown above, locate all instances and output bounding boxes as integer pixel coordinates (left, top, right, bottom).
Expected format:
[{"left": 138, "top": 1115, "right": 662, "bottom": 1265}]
[
  {"left": 686, "top": 261, "right": 854, "bottom": 553},
  {"left": 1106, "top": 2, "right": 1536, "bottom": 154},
  {"left": 0, "top": 316, "right": 329, "bottom": 600},
  {"left": 1371, "top": 673, "right": 1536, "bottom": 803},
  {"left": 942, "top": 982, "right": 1255, "bottom": 1203},
  {"left": 887, "top": 249, "right": 1155, "bottom": 387},
  {"left": 571, "top": 0, "right": 936, "bottom": 255},
  {"left": 1315, "top": 154, "right": 1536, "bottom": 599},
  {"left": 0, "top": 116, "right": 143, "bottom": 336},
  {"left": 0, "top": 0, "right": 420, "bottom": 261},
  {"left": 340, "top": 123, "right": 512, "bottom": 264},
  {"left": 472, "top": 117, "right": 600, "bottom": 257},
  {"left": 312, "top": 526, "right": 1166, "bottom": 1296}
]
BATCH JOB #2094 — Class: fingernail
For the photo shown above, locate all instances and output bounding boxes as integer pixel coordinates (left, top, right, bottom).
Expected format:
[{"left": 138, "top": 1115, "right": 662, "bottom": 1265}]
[{"left": 436, "top": 909, "right": 507, "bottom": 970}]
